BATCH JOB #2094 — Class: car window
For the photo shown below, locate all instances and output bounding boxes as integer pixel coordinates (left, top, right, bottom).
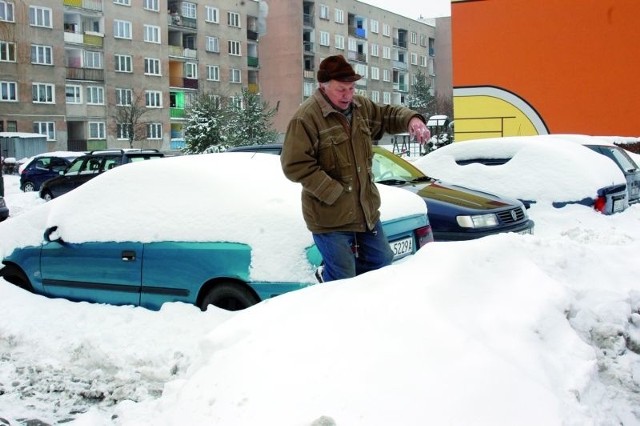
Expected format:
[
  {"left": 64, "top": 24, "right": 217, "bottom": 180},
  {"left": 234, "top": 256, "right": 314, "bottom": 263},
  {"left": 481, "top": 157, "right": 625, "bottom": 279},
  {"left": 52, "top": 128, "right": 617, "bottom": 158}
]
[
  {"left": 34, "top": 158, "right": 50, "bottom": 169},
  {"left": 605, "top": 147, "right": 639, "bottom": 172},
  {"left": 65, "top": 158, "right": 85, "bottom": 176},
  {"left": 50, "top": 158, "right": 68, "bottom": 172},
  {"left": 103, "top": 157, "right": 122, "bottom": 171}
]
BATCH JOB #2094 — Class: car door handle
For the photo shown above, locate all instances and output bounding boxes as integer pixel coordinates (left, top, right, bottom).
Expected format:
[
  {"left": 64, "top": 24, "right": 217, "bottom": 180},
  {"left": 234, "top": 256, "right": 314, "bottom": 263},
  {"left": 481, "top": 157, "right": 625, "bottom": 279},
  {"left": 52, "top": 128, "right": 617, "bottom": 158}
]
[{"left": 122, "top": 250, "right": 136, "bottom": 261}]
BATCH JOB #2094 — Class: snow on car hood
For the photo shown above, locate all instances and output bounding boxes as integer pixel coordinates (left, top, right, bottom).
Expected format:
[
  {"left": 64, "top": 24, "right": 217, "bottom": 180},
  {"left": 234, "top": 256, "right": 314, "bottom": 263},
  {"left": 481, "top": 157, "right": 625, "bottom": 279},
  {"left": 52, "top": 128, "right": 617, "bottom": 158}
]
[{"left": 1, "top": 153, "right": 427, "bottom": 282}]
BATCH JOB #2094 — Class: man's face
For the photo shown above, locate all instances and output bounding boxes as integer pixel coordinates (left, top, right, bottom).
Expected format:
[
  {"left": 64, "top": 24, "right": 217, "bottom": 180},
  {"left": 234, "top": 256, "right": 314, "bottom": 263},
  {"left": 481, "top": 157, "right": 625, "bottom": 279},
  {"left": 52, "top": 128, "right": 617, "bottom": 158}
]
[{"left": 322, "top": 80, "right": 356, "bottom": 110}]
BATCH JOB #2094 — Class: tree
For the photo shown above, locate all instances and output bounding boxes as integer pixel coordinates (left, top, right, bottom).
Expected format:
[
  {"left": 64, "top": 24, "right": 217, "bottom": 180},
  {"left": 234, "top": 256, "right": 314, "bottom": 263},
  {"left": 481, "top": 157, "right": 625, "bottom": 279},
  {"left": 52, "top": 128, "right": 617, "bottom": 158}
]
[
  {"left": 224, "top": 89, "right": 278, "bottom": 147},
  {"left": 405, "top": 70, "right": 436, "bottom": 119},
  {"left": 111, "top": 90, "right": 150, "bottom": 149},
  {"left": 182, "top": 93, "right": 227, "bottom": 154},
  {"left": 183, "top": 90, "right": 278, "bottom": 154}
]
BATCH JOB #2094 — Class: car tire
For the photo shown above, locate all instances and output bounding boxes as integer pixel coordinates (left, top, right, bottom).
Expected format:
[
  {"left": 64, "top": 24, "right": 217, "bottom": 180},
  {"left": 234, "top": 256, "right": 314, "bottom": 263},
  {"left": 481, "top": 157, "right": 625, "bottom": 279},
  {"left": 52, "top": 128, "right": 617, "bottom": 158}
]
[
  {"left": 0, "top": 265, "right": 33, "bottom": 292},
  {"left": 23, "top": 181, "right": 37, "bottom": 192},
  {"left": 41, "top": 190, "right": 54, "bottom": 201},
  {"left": 200, "top": 282, "right": 259, "bottom": 311}
]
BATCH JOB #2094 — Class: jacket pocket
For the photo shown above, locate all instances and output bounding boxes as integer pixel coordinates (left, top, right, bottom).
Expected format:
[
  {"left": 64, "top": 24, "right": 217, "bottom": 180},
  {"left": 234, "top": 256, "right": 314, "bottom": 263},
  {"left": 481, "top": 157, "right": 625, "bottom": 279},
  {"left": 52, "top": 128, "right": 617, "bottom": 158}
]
[{"left": 318, "top": 128, "right": 351, "bottom": 173}]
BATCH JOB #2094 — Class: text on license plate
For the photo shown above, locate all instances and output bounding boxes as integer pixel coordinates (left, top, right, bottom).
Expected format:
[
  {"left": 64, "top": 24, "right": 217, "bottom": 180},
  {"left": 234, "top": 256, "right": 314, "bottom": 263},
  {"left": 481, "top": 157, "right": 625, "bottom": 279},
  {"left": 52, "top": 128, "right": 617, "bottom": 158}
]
[{"left": 390, "top": 237, "right": 413, "bottom": 260}]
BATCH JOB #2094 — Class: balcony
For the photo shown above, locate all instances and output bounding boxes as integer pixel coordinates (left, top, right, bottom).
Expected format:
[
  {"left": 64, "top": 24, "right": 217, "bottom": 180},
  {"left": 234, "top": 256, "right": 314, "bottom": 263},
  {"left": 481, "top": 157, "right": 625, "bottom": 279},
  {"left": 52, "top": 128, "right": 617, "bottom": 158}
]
[
  {"left": 392, "top": 38, "right": 407, "bottom": 49},
  {"left": 247, "top": 29, "right": 258, "bottom": 41},
  {"left": 170, "top": 107, "right": 185, "bottom": 118},
  {"left": 168, "top": 14, "right": 197, "bottom": 30},
  {"left": 392, "top": 60, "right": 408, "bottom": 70},
  {"left": 66, "top": 67, "right": 104, "bottom": 81},
  {"left": 247, "top": 56, "right": 259, "bottom": 68},
  {"left": 303, "top": 41, "right": 315, "bottom": 55},
  {"left": 303, "top": 70, "right": 315, "bottom": 79},
  {"left": 170, "top": 77, "right": 199, "bottom": 89},
  {"left": 393, "top": 82, "right": 408, "bottom": 92},
  {"left": 348, "top": 26, "right": 366, "bottom": 39},
  {"left": 347, "top": 51, "right": 367, "bottom": 63},
  {"left": 168, "top": 45, "right": 197, "bottom": 59},
  {"left": 303, "top": 13, "right": 314, "bottom": 28},
  {"left": 63, "top": 0, "right": 102, "bottom": 11},
  {"left": 248, "top": 83, "right": 259, "bottom": 94}
]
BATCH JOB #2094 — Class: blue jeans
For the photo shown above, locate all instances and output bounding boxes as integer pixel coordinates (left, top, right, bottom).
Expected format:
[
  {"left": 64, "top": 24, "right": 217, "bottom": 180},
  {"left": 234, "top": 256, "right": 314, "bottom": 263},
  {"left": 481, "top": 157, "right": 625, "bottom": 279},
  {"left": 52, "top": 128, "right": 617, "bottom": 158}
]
[{"left": 312, "top": 220, "right": 394, "bottom": 282}]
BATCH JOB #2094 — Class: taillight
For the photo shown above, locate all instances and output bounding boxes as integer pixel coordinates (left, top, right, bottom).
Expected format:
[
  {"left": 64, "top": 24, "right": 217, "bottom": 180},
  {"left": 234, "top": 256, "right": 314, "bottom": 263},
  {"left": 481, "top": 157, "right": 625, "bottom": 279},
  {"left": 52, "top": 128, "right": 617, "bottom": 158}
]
[
  {"left": 415, "top": 225, "right": 434, "bottom": 248},
  {"left": 593, "top": 195, "right": 607, "bottom": 213}
]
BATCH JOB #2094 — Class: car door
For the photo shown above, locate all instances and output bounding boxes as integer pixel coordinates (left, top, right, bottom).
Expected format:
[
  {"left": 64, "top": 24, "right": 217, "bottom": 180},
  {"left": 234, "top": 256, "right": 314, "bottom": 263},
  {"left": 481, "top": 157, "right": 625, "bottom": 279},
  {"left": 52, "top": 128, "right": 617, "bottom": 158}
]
[
  {"left": 40, "top": 240, "right": 144, "bottom": 306},
  {"left": 51, "top": 156, "right": 101, "bottom": 197}
]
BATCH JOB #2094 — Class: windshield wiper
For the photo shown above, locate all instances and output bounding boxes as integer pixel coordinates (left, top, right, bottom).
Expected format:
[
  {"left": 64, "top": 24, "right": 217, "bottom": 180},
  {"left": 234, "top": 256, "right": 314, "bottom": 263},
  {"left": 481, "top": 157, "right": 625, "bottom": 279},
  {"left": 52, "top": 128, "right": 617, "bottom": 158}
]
[{"left": 376, "top": 178, "right": 409, "bottom": 185}]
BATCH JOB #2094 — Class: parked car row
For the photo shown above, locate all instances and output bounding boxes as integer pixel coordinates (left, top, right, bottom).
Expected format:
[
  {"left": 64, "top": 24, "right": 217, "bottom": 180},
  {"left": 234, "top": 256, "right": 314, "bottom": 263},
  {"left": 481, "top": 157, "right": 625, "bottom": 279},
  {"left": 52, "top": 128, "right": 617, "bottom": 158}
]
[
  {"left": 0, "top": 153, "right": 431, "bottom": 311},
  {"left": 227, "top": 144, "right": 535, "bottom": 241}
]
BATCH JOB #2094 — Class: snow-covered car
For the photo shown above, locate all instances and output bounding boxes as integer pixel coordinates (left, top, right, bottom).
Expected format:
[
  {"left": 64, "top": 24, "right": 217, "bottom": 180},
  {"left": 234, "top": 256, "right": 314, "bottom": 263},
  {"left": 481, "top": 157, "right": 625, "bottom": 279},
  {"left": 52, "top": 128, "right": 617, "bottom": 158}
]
[
  {"left": 546, "top": 134, "right": 640, "bottom": 205},
  {"left": 0, "top": 153, "right": 432, "bottom": 311},
  {"left": 414, "top": 135, "right": 629, "bottom": 214}
]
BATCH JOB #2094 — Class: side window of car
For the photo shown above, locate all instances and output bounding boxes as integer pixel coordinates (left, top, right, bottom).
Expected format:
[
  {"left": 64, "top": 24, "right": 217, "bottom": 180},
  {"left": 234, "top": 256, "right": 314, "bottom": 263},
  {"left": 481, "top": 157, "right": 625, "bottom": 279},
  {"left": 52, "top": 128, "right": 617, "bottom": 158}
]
[
  {"left": 51, "top": 158, "right": 68, "bottom": 172},
  {"left": 102, "top": 156, "right": 121, "bottom": 171},
  {"left": 79, "top": 157, "right": 101, "bottom": 175},
  {"left": 65, "top": 159, "right": 85, "bottom": 176},
  {"left": 35, "top": 158, "right": 49, "bottom": 169}
]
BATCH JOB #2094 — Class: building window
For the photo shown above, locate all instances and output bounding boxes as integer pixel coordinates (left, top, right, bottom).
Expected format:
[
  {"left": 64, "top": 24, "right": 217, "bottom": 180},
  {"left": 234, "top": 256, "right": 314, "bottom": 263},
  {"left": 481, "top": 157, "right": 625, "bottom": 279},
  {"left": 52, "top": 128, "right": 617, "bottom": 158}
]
[
  {"left": 410, "top": 52, "right": 418, "bottom": 65},
  {"left": 29, "top": 6, "right": 52, "bottom": 28},
  {"left": 115, "top": 54, "right": 132, "bottom": 72},
  {"left": 319, "top": 4, "right": 329, "bottom": 20},
  {"left": 144, "top": 58, "right": 161, "bottom": 76},
  {"left": 370, "top": 43, "right": 379, "bottom": 57},
  {"left": 335, "top": 34, "right": 344, "bottom": 50},
  {"left": 229, "top": 68, "right": 241, "bottom": 83},
  {"left": 429, "top": 37, "right": 435, "bottom": 56},
  {"left": 227, "top": 11, "right": 240, "bottom": 28},
  {"left": 382, "top": 46, "right": 391, "bottom": 59},
  {"left": 0, "top": 1, "right": 15, "bottom": 22},
  {"left": 89, "top": 122, "right": 106, "bottom": 139},
  {"left": 410, "top": 31, "right": 417, "bottom": 45},
  {"left": 147, "top": 123, "right": 162, "bottom": 139},
  {"left": 145, "top": 90, "right": 162, "bottom": 107},
  {"left": 383, "top": 92, "right": 391, "bottom": 105},
  {"left": 185, "top": 62, "right": 197, "bottom": 79},
  {"left": 382, "top": 23, "right": 390, "bottom": 37},
  {"left": 207, "top": 65, "right": 220, "bottom": 81},
  {"left": 206, "top": 6, "right": 219, "bottom": 23},
  {"left": 370, "top": 67, "right": 379, "bottom": 80},
  {"left": 370, "top": 20, "right": 379, "bottom": 34},
  {"left": 116, "top": 123, "right": 131, "bottom": 139},
  {"left": 1, "top": 81, "right": 17, "bottom": 101},
  {"left": 371, "top": 91, "right": 379, "bottom": 102},
  {"left": 31, "top": 44, "right": 53, "bottom": 65},
  {"left": 334, "top": 9, "right": 344, "bottom": 24},
  {"left": 0, "top": 41, "right": 16, "bottom": 62},
  {"left": 420, "top": 55, "right": 428, "bottom": 68},
  {"left": 33, "top": 122, "right": 55, "bottom": 140},
  {"left": 303, "top": 81, "right": 314, "bottom": 97},
  {"left": 114, "top": 0, "right": 130, "bottom": 5},
  {"left": 114, "top": 20, "right": 132, "bottom": 39},
  {"left": 319, "top": 31, "right": 330, "bottom": 47},
  {"left": 144, "top": 25, "right": 161, "bottom": 43},
  {"left": 383, "top": 69, "right": 390, "bottom": 82},
  {"left": 228, "top": 40, "right": 241, "bottom": 56},
  {"left": 355, "top": 64, "right": 367, "bottom": 79},
  {"left": 32, "top": 83, "right": 54, "bottom": 103},
  {"left": 115, "top": 88, "right": 132, "bottom": 106},
  {"left": 85, "top": 51, "right": 103, "bottom": 69},
  {"left": 143, "top": 0, "right": 159, "bottom": 12},
  {"left": 65, "top": 84, "right": 82, "bottom": 104},
  {"left": 86, "top": 86, "right": 104, "bottom": 104},
  {"left": 182, "top": 2, "right": 196, "bottom": 18},
  {"left": 206, "top": 36, "right": 220, "bottom": 53}
]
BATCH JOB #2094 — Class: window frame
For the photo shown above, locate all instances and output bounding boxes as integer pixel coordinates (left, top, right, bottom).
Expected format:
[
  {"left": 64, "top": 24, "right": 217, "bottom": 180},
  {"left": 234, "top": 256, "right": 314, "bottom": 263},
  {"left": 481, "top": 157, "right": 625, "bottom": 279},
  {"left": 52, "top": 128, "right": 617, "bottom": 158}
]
[
  {"left": 32, "top": 82, "right": 55, "bottom": 103},
  {"left": 65, "top": 84, "right": 82, "bottom": 104}
]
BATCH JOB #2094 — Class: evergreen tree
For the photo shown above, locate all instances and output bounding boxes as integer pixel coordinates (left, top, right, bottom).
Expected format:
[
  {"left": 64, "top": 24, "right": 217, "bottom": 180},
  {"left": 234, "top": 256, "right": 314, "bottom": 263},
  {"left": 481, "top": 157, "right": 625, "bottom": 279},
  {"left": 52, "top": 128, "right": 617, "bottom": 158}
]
[
  {"left": 405, "top": 70, "right": 435, "bottom": 119},
  {"left": 182, "top": 93, "right": 226, "bottom": 154},
  {"left": 225, "top": 89, "right": 278, "bottom": 147}
]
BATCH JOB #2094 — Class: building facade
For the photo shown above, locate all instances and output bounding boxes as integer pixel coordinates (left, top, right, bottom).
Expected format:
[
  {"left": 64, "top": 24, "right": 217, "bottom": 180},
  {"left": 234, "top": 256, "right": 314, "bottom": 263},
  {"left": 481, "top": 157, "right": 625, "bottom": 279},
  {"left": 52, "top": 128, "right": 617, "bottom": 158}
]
[
  {"left": 0, "top": 0, "right": 262, "bottom": 152},
  {"left": 259, "top": 0, "right": 437, "bottom": 135}
]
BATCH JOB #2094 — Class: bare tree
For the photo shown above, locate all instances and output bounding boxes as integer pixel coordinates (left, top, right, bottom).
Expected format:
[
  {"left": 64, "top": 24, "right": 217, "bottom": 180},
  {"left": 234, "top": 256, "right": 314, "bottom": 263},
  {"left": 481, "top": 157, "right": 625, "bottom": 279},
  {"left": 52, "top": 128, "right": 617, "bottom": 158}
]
[{"left": 111, "top": 90, "right": 149, "bottom": 148}]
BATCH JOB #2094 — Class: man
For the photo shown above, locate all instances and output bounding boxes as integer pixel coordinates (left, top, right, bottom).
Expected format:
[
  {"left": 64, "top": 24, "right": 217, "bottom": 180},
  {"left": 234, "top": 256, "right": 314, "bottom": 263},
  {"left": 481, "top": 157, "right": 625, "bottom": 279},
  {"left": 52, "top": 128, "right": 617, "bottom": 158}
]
[{"left": 281, "top": 55, "right": 430, "bottom": 282}]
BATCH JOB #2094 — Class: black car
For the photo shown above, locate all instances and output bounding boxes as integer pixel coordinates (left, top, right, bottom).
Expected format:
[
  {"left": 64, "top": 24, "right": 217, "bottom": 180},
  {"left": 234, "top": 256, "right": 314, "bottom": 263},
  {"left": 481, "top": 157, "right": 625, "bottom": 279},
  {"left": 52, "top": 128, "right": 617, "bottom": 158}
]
[
  {"left": 0, "top": 196, "right": 8, "bottom": 222},
  {"left": 227, "top": 144, "right": 534, "bottom": 241},
  {"left": 39, "top": 149, "right": 165, "bottom": 200}
]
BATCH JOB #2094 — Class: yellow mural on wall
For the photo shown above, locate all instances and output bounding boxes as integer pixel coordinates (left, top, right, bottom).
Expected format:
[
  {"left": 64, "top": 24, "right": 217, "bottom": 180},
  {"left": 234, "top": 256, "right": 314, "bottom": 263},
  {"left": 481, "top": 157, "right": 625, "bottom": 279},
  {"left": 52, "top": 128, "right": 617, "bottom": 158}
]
[{"left": 453, "top": 87, "right": 547, "bottom": 142}]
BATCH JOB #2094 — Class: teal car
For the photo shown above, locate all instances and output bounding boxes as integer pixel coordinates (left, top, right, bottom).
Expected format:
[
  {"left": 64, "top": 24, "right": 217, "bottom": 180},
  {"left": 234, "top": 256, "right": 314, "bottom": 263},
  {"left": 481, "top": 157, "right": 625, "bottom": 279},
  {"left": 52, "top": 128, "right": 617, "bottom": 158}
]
[{"left": 0, "top": 153, "right": 432, "bottom": 311}]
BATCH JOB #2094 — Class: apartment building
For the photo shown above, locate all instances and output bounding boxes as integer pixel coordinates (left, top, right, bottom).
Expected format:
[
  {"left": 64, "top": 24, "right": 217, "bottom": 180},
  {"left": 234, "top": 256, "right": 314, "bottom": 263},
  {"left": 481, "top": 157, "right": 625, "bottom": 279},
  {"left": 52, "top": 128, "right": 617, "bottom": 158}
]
[
  {"left": 259, "top": 0, "right": 437, "bottom": 135},
  {"left": 0, "top": 0, "right": 262, "bottom": 152}
]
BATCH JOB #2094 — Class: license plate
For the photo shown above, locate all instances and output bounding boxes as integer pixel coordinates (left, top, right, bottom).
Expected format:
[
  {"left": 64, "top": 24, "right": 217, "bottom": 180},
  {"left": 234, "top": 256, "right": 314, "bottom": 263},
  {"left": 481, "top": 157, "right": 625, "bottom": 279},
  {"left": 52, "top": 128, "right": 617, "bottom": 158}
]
[
  {"left": 390, "top": 237, "right": 413, "bottom": 260},
  {"left": 613, "top": 198, "right": 625, "bottom": 213}
]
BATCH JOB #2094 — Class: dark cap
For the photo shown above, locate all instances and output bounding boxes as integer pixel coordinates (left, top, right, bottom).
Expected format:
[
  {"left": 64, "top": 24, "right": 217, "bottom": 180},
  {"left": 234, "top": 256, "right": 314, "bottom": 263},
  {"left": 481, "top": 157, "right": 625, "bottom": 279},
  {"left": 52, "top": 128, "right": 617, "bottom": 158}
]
[{"left": 317, "top": 55, "right": 362, "bottom": 83}]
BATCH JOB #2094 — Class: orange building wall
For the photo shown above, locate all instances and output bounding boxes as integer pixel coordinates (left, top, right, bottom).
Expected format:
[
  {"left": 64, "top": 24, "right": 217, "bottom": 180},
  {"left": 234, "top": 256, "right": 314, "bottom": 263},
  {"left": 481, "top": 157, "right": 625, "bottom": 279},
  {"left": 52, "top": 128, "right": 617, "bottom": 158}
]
[{"left": 452, "top": 0, "right": 640, "bottom": 137}]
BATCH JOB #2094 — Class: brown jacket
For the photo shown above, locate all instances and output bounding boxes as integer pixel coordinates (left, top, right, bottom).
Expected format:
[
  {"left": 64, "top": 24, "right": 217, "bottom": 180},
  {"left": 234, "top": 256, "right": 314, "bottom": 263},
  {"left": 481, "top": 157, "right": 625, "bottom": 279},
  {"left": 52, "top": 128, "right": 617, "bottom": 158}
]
[{"left": 281, "top": 89, "right": 423, "bottom": 233}]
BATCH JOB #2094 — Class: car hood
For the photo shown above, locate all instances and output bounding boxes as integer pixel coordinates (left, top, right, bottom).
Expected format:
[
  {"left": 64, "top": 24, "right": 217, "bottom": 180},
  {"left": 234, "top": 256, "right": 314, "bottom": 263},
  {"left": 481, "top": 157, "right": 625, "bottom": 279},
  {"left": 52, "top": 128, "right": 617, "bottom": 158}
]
[{"left": 391, "top": 179, "right": 521, "bottom": 213}]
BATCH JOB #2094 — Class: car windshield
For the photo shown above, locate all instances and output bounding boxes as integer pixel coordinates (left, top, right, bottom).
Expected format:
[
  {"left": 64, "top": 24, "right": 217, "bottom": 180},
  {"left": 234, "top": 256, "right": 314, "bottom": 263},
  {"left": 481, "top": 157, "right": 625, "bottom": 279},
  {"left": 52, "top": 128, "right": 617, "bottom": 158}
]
[
  {"left": 372, "top": 148, "right": 431, "bottom": 184},
  {"left": 605, "top": 147, "right": 639, "bottom": 172}
]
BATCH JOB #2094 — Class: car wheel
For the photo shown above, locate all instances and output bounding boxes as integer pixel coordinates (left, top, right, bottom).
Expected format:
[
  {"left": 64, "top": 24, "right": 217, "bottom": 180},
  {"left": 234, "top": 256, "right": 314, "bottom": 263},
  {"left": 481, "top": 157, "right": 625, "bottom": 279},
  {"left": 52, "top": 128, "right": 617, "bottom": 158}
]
[
  {"left": 200, "top": 282, "right": 260, "bottom": 311},
  {"left": 23, "top": 181, "right": 37, "bottom": 192},
  {"left": 0, "top": 265, "right": 33, "bottom": 292},
  {"left": 42, "top": 190, "right": 54, "bottom": 201}
]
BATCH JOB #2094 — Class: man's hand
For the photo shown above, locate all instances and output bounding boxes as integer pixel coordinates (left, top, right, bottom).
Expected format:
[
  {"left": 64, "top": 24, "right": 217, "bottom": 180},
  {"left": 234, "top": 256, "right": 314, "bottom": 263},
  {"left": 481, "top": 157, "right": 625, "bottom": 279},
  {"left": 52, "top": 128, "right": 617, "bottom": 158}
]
[{"left": 408, "top": 117, "right": 431, "bottom": 144}]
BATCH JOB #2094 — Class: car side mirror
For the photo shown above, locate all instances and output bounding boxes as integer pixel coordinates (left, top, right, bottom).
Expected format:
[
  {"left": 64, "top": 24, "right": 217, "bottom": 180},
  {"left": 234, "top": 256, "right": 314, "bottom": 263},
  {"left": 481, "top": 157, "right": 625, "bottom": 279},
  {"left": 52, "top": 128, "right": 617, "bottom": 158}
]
[{"left": 44, "top": 226, "right": 63, "bottom": 243}]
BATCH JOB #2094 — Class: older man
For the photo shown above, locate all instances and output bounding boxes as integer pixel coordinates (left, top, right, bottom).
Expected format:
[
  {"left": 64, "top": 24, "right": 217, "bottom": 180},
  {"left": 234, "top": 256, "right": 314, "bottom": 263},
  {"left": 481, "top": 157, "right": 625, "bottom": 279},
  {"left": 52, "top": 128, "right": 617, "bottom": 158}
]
[{"left": 281, "top": 55, "right": 430, "bottom": 282}]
